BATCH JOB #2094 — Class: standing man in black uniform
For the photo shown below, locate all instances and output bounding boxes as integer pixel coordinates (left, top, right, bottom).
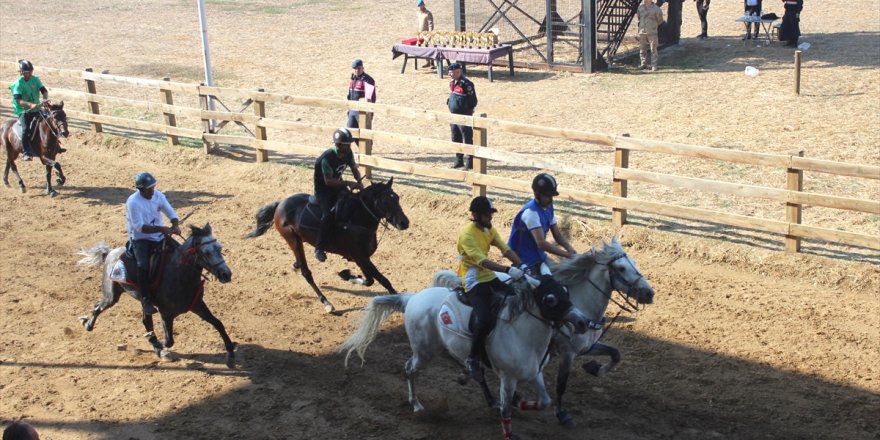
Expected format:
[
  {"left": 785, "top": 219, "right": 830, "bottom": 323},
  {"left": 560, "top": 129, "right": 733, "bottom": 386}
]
[
  {"left": 346, "top": 58, "right": 376, "bottom": 129},
  {"left": 695, "top": 0, "right": 710, "bottom": 40},
  {"left": 447, "top": 63, "right": 477, "bottom": 170},
  {"left": 313, "top": 128, "right": 365, "bottom": 263}
]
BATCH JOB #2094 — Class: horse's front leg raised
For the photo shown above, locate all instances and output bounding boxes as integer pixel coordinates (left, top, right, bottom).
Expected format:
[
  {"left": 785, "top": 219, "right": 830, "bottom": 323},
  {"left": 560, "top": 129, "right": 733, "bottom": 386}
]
[
  {"left": 54, "top": 162, "right": 65, "bottom": 186},
  {"left": 581, "top": 341, "right": 621, "bottom": 377},
  {"left": 355, "top": 257, "right": 397, "bottom": 294},
  {"left": 191, "top": 299, "right": 236, "bottom": 368}
]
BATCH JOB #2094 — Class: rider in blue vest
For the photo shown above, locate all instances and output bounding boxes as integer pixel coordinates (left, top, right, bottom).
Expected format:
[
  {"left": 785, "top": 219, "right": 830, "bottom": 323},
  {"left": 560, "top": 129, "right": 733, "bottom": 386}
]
[{"left": 508, "top": 174, "right": 577, "bottom": 275}]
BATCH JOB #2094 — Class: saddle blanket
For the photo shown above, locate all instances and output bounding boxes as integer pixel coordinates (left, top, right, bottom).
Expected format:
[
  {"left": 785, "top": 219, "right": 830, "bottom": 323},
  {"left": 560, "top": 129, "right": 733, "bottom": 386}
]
[
  {"left": 438, "top": 289, "right": 512, "bottom": 338},
  {"left": 110, "top": 257, "right": 134, "bottom": 285}
]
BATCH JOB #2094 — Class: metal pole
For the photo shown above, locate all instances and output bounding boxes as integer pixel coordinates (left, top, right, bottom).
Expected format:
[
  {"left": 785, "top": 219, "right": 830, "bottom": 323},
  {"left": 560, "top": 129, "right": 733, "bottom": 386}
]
[
  {"left": 582, "top": 0, "right": 595, "bottom": 73},
  {"left": 197, "top": 0, "right": 216, "bottom": 130}
]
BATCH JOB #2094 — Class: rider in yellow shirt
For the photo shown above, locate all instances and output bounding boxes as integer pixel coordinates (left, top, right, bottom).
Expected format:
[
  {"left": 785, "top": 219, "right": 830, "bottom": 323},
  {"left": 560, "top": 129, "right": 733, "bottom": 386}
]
[{"left": 457, "top": 196, "right": 528, "bottom": 380}]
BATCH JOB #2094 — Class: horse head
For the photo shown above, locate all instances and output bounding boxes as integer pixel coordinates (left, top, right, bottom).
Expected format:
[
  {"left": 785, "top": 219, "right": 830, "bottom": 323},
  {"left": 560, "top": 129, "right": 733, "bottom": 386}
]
[
  {"left": 361, "top": 177, "right": 409, "bottom": 230},
  {"left": 45, "top": 101, "right": 69, "bottom": 138},
  {"left": 594, "top": 237, "right": 654, "bottom": 305},
  {"left": 523, "top": 274, "right": 589, "bottom": 334},
  {"left": 186, "top": 223, "right": 232, "bottom": 283}
]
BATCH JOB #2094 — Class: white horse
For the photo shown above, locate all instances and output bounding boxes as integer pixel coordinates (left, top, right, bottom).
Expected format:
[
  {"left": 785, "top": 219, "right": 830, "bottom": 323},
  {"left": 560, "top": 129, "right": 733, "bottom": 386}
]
[
  {"left": 339, "top": 274, "right": 591, "bottom": 440},
  {"left": 541, "top": 238, "right": 655, "bottom": 426}
]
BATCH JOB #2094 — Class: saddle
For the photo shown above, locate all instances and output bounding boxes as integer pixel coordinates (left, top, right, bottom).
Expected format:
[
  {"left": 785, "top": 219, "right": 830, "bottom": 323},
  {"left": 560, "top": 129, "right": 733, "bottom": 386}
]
[
  {"left": 11, "top": 115, "right": 41, "bottom": 145},
  {"left": 439, "top": 282, "right": 512, "bottom": 337},
  {"left": 302, "top": 191, "right": 357, "bottom": 230},
  {"left": 110, "top": 237, "right": 179, "bottom": 287}
]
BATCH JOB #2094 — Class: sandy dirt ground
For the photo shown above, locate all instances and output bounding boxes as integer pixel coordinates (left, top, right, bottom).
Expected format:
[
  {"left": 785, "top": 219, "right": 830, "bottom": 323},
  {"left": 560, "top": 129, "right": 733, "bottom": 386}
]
[{"left": 1, "top": 0, "right": 879, "bottom": 439}]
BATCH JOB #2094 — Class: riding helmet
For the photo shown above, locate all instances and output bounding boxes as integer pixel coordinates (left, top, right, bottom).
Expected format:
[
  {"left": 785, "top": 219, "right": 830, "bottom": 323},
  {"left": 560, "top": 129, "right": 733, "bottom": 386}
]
[
  {"left": 469, "top": 196, "right": 497, "bottom": 214},
  {"left": 531, "top": 173, "right": 559, "bottom": 196},
  {"left": 18, "top": 59, "right": 33, "bottom": 72},
  {"left": 134, "top": 172, "right": 158, "bottom": 190},
  {"left": 333, "top": 127, "right": 356, "bottom": 145}
]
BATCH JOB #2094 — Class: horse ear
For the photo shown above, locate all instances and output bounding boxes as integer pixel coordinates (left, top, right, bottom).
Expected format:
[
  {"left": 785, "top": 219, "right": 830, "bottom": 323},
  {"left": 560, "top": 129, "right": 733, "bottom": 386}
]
[
  {"left": 386, "top": 176, "right": 393, "bottom": 187},
  {"left": 189, "top": 224, "right": 202, "bottom": 236},
  {"left": 58, "top": 100, "right": 64, "bottom": 109},
  {"left": 204, "top": 223, "right": 212, "bottom": 234}
]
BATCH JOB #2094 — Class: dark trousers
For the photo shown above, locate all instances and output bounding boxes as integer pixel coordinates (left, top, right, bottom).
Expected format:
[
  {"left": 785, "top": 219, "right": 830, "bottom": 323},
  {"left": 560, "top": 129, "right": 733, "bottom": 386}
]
[
  {"left": 18, "top": 112, "right": 38, "bottom": 155},
  {"left": 745, "top": 5, "right": 760, "bottom": 37},
  {"left": 696, "top": 0, "right": 709, "bottom": 37},
  {"left": 314, "top": 190, "right": 338, "bottom": 250},
  {"left": 780, "top": 9, "right": 800, "bottom": 44},
  {"left": 450, "top": 123, "right": 473, "bottom": 165},
  {"left": 346, "top": 110, "right": 359, "bottom": 129},
  {"left": 131, "top": 239, "right": 160, "bottom": 299},
  {"left": 467, "top": 278, "right": 508, "bottom": 359}
]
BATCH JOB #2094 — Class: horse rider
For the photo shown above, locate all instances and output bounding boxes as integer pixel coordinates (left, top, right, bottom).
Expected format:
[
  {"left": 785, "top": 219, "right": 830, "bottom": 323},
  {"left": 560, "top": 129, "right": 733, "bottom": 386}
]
[
  {"left": 9, "top": 59, "right": 49, "bottom": 161},
  {"left": 313, "top": 128, "right": 365, "bottom": 263},
  {"left": 508, "top": 173, "right": 576, "bottom": 275},
  {"left": 125, "top": 172, "right": 180, "bottom": 314},
  {"left": 457, "top": 195, "right": 529, "bottom": 380}
]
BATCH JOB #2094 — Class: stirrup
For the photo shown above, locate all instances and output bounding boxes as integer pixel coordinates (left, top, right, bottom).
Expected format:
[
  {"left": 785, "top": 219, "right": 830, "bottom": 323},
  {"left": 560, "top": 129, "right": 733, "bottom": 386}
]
[
  {"left": 314, "top": 248, "right": 327, "bottom": 263},
  {"left": 464, "top": 358, "right": 482, "bottom": 380}
]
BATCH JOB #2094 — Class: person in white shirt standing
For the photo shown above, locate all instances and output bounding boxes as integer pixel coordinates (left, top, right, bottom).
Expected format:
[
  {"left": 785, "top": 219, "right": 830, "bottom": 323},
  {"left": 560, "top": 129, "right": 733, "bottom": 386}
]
[{"left": 125, "top": 172, "right": 180, "bottom": 314}]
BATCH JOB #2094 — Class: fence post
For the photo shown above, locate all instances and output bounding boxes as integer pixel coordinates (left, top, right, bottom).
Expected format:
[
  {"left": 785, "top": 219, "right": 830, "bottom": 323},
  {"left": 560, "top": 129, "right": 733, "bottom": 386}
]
[
  {"left": 253, "top": 88, "right": 268, "bottom": 163},
  {"left": 612, "top": 146, "right": 629, "bottom": 227},
  {"left": 794, "top": 50, "right": 802, "bottom": 96},
  {"left": 472, "top": 113, "right": 488, "bottom": 197},
  {"left": 159, "top": 78, "right": 179, "bottom": 147},
  {"left": 198, "top": 84, "right": 212, "bottom": 154},
  {"left": 83, "top": 68, "right": 102, "bottom": 133},
  {"left": 357, "top": 106, "right": 374, "bottom": 179},
  {"left": 785, "top": 150, "right": 804, "bottom": 253}
]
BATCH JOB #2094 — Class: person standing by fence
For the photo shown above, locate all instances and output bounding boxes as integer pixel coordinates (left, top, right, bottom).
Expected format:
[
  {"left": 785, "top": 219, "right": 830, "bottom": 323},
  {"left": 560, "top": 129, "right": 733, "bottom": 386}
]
[
  {"left": 779, "top": 0, "right": 803, "bottom": 47},
  {"left": 447, "top": 63, "right": 477, "bottom": 169},
  {"left": 694, "top": 0, "right": 710, "bottom": 40},
  {"left": 637, "top": 0, "right": 664, "bottom": 71},
  {"left": 10, "top": 59, "right": 49, "bottom": 161},
  {"left": 345, "top": 59, "right": 376, "bottom": 129}
]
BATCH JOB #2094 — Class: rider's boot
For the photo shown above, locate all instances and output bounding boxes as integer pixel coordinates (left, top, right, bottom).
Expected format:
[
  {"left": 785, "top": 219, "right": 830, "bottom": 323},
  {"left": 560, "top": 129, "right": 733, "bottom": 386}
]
[
  {"left": 464, "top": 357, "right": 482, "bottom": 381},
  {"left": 313, "top": 219, "right": 332, "bottom": 263},
  {"left": 21, "top": 139, "right": 33, "bottom": 161},
  {"left": 137, "top": 268, "right": 157, "bottom": 314}
]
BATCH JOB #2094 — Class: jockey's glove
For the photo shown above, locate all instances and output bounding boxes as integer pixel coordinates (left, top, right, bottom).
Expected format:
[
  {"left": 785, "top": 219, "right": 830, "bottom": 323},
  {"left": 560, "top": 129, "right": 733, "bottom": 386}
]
[{"left": 507, "top": 265, "right": 526, "bottom": 280}]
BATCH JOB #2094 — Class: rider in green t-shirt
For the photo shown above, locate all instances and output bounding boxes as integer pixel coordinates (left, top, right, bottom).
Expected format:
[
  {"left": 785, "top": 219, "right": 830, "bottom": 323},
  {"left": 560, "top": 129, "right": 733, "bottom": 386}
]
[{"left": 9, "top": 59, "right": 49, "bottom": 161}]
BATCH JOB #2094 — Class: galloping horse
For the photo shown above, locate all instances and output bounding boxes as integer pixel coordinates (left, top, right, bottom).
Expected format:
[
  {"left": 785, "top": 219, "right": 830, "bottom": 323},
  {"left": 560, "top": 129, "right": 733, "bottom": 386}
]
[
  {"left": 77, "top": 224, "right": 237, "bottom": 368},
  {"left": 339, "top": 274, "right": 590, "bottom": 440},
  {"left": 247, "top": 178, "right": 409, "bottom": 315},
  {"left": 0, "top": 101, "right": 69, "bottom": 196}
]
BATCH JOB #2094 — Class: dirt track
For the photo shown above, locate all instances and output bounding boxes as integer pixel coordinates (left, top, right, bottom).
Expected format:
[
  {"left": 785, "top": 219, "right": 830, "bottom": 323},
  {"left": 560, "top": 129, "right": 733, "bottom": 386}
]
[{"left": 1, "top": 0, "right": 879, "bottom": 439}]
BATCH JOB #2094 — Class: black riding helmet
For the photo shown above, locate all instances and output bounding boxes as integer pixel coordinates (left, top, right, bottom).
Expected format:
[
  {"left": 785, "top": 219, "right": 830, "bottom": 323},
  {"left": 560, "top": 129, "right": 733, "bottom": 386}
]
[
  {"left": 135, "top": 172, "right": 157, "bottom": 190},
  {"left": 333, "top": 127, "right": 357, "bottom": 145},
  {"left": 532, "top": 173, "right": 559, "bottom": 196},
  {"left": 18, "top": 59, "right": 33, "bottom": 72},
  {"left": 469, "top": 196, "right": 497, "bottom": 214}
]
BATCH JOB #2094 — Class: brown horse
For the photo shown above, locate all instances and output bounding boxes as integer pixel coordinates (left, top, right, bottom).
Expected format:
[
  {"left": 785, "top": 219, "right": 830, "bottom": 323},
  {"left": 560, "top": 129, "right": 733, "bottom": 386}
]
[
  {"left": 0, "top": 101, "right": 69, "bottom": 197},
  {"left": 247, "top": 178, "right": 409, "bottom": 314}
]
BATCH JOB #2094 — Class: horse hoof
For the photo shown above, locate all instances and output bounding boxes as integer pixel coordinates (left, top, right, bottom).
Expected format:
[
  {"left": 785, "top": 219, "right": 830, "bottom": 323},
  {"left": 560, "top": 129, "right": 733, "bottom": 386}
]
[
  {"left": 78, "top": 316, "right": 93, "bottom": 330},
  {"left": 56, "top": 179, "right": 65, "bottom": 186},
  {"left": 19, "top": 186, "right": 26, "bottom": 193},
  {"left": 583, "top": 360, "right": 602, "bottom": 377},
  {"left": 292, "top": 261, "right": 300, "bottom": 270},
  {"left": 48, "top": 190, "right": 58, "bottom": 198},
  {"left": 160, "top": 349, "right": 178, "bottom": 362},
  {"left": 324, "top": 304, "right": 337, "bottom": 314},
  {"left": 226, "top": 354, "right": 236, "bottom": 369}
]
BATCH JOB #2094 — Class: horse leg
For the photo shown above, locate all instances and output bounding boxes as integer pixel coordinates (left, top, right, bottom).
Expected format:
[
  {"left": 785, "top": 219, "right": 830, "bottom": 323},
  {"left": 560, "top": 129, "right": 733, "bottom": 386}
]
[
  {"left": 3, "top": 159, "right": 10, "bottom": 188},
  {"left": 44, "top": 162, "right": 57, "bottom": 197},
  {"left": 141, "top": 305, "right": 165, "bottom": 358},
  {"left": 554, "top": 351, "right": 577, "bottom": 427},
  {"left": 476, "top": 372, "right": 497, "bottom": 409},
  {"left": 191, "top": 299, "right": 236, "bottom": 368},
  {"left": 498, "top": 375, "right": 520, "bottom": 440},
  {"left": 285, "top": 232, "right": 336, "bottom": 314},
  {"left": 80, "top": 283, "right": 123, "bottom": 331},
  {"left": 160, "top": 312, "right": 175, "bottom": 348},
  {"left": 581, "top": 342, "right": 621, "bottom": 377},
  {"left": 355, "top": 257, "right": 397, "bottom": 294},
  {"left": 518, "top": 371, "right": 551, "bottom": 412},
  {"left": 404, "top": 355, "right": 427, "bottom": 412},
  {"left": 54, "top": 162, "right": 65, "bottom": 186},
  {"left": 6, "top": 160, "right": 25, "bottom": 193}
]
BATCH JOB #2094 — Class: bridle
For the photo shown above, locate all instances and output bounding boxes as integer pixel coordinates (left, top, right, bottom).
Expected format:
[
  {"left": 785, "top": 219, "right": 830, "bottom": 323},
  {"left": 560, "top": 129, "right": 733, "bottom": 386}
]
[
  {"left": 587, "top": 251, "right": 646, "bottom": 313},
  {"left": 179, "top": 237, "right": 225, "bottom": 272},
  {"left": 38, "top": 105, "right": 67, "bottom": 140}
]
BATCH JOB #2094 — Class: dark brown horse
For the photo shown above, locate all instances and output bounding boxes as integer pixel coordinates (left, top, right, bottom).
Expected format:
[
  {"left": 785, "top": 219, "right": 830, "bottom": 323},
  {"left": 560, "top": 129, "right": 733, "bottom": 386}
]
[
  {"left": 0, "top": 101, "right": 69, "bottom": 197},
  {"left": 247, "top": 178, "right": 409, "bottom": 314}
]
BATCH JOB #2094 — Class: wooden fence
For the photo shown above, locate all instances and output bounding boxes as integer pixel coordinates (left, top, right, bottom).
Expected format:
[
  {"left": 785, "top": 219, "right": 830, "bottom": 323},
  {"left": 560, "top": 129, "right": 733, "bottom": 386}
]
[{"left": 2, "top": 62, "right": 878, "bottom": 253}]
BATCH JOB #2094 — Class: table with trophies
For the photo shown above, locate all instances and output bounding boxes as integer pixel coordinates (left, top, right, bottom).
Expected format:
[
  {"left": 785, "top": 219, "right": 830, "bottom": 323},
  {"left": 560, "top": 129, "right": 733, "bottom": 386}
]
[{"left": 392, "top": 31, "right": 514, "bottom": 82}]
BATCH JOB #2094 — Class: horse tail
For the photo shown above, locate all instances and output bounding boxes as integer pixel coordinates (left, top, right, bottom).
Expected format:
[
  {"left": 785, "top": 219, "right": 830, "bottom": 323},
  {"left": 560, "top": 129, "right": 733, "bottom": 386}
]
[
  {"left": 431, "top": 269, "right": 461, "bottom": 290},
  {"left": 337, "top": 294, "right": 412, "bottom": 367},
  {"left": 245, "top": 201, "right": 280, "bottom": 238},
  {"left": 77, "top": 242, "right": 112, "bottom": 267}
]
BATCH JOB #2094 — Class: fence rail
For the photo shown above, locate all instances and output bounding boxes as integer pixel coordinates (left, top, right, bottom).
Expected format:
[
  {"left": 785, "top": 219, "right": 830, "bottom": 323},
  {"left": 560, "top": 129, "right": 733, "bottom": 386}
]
[{"left": 2, "top": 61, "right": 878, "bottom": 253}]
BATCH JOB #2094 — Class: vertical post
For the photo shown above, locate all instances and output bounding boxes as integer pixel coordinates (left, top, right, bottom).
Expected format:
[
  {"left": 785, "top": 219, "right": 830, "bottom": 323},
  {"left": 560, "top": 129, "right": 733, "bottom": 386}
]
[
  {"left": 471, "top": 113, "right": 488, "bottom": 197},
  {"left": 612, "top": 147, "right": 629, "bottom": 227},
  {"left": 454, "top": 0, "right": 466, "bottom": 32},
  {"left": 198, "top": 84, "right": 212, "bottom": 154},
  {"left": 581, "top": 0, "right": 595, "bottom": 73},
  {"left": 545, "top": 0, "right": 555, "bottom": 64},
  {"left": 159, "top": 78, "right": 179, "bottom": 147},
  {"left": 794, "top": 50, "right": 802, "bottom": 95},
  {"left": 83, "top": 68, "right": 102, "bottom": 133},
  {"left": 253, "top": 88, "right": 268, "bottom": 163},
  {"left": 785, "top": 150, "right": 804, "bottom": 253},
  {"left": 357, "top": 108, "right": 374, "bottom": 179}
]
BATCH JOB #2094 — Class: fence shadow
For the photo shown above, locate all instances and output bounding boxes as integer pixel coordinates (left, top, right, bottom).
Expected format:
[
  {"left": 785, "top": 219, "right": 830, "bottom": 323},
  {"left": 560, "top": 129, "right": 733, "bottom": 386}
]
[
  {"left": 4, "top": 324, "right": 877, "bottom": 439},
  {"left": 60, "top": 185, "right": 232, "bottom": 210}
]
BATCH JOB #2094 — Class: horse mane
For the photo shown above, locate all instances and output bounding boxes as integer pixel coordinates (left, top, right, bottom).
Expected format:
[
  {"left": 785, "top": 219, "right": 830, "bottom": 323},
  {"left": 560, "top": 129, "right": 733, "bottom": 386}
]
[
  {"left": 503, "top": 278, "right": 536, "bottom": 319},
  {"left": 551, "top": 238, "right": 625, "bottom": 285}
]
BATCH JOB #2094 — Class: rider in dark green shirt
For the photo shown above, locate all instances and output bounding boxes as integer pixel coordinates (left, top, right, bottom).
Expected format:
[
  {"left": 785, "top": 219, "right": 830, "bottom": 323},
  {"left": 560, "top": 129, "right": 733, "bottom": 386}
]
[{"left": 312, "top": 128, "right": 364, "bottom": 262}]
